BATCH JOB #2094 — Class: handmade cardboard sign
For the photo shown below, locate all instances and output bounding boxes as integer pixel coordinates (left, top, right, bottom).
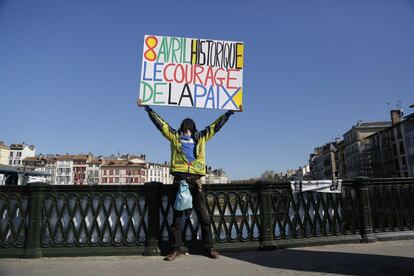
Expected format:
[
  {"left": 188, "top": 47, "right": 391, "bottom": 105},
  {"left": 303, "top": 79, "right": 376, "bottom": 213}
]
[{"left": 139, "top": 35, "right": 243, "bottom": 111}]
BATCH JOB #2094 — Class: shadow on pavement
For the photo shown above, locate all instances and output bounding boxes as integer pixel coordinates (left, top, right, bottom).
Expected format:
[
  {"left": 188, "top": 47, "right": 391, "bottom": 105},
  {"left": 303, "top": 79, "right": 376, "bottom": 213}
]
[{"left": 223, "top": 249, "right": 414, "bottom": 275}]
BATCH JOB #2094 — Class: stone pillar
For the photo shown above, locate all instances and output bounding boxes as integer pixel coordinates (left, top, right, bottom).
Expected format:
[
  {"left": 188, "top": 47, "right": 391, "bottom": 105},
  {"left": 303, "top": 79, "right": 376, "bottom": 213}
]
[
  {"left": 23, "top": 182, "right": 49, "bottom": 258},
  {"left": 143, "top": 182, "right": 162, "bottom": 256},
  {"left": 258, "top": 181, "right": 277, "bottom": 249},
  {"left": 355, "top": 177, "right": 377, "bottom": 243}
]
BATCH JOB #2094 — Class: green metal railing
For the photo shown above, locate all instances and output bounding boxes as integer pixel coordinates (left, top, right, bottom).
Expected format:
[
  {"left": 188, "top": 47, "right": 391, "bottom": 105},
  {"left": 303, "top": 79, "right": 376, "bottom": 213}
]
[{"left": 1, "top": 178, "right": 413, "bottom": 258}]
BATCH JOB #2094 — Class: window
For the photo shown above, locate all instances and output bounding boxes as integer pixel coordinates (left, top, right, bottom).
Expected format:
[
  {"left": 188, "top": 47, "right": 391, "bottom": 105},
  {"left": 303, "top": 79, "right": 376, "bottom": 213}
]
[
  {"left": 397, "top": 126, "right": 402, "bottom": 139},
  {"left": 10, "top": 152, "right": 13, "bottom": 157},
  {"left": 392, "top": 144, "right": 397, "bottom": 156},
  {"left": 402, "top": 156, "right": 407, "bottom": 169},
  {"left": 9, "top": 160, "right": 12, "bottom": 165},
  {"left": 399, "top": 141, "right": 405, "bottom": 154},
  {"left": 115, "top": 169, "right": 119, "bottom": 175},
  {"left": 394, "top": 159, "right": 400, "bottom": 171}
]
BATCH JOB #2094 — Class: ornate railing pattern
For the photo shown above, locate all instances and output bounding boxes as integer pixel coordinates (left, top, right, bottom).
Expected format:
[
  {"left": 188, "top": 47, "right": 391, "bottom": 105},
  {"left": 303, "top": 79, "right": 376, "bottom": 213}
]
[
  {"left": 368, "top": 179, "right": 414, "bottom": 232},
  {"left": 159, "top": 185, "right": 261, "bottom": 244},
  {"left": 1, "top": 177, "right": 414, "bottom": 258},
  {"left": 0, "top": 187, "right": 29, "bottom": 248},
  {"left": 205, "top": 189, "right": 261, "bottom": 243},
  {"left": 271, "top": 182, "right": 360, "bottom": 239},
  {"left": 40, "top": 191, "right": 147, "bottom": 247}
]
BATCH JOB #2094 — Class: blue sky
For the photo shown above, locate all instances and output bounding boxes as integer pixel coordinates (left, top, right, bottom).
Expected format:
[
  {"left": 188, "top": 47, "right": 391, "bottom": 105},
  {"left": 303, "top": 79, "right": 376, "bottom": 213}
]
[{"left": 1, "top": 0, "right": 413, "bottom": 180}]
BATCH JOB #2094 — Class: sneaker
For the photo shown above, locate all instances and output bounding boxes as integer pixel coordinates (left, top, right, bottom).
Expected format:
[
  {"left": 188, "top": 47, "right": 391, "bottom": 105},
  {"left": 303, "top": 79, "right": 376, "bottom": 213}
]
[
  {"left": 164, "top": 250, "right": 181, "bottom": 261},
  {"left": 206, "top": 248, "right": 219, "bottom": 259}
]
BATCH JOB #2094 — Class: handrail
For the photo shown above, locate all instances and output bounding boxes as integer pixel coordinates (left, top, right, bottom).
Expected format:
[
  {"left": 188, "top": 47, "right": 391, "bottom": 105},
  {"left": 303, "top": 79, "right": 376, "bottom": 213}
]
[{"left": 0, "top": 177, "right": 413, "bottom": 258}]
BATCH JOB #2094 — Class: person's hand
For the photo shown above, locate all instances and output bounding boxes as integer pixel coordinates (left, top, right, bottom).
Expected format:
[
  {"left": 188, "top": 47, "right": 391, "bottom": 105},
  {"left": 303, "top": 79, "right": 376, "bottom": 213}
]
[
  {"left": 137, "top": 98, "right": 151, "bottom": 111},
  {"left": 234, "top": 105, "right": 243, "bottom": 112},
  {"left": 137, "top": 98, "right": 143, "bottom": 108}
]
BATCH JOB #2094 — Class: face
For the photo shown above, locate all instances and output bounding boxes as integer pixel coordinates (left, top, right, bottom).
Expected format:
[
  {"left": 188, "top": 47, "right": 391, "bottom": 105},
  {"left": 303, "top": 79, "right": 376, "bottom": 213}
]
[
  {"left": 182, "top": 129, "right": 192, "bottom": 136},
  {"left": 180, "top": 118, "right": 196, "bottom": 136}
]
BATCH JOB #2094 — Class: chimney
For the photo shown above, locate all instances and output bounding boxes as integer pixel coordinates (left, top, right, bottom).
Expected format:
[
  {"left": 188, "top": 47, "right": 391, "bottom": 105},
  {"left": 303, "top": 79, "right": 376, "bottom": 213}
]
[{"left": 391, "top": 110, "right": 402, "bottom": 125}]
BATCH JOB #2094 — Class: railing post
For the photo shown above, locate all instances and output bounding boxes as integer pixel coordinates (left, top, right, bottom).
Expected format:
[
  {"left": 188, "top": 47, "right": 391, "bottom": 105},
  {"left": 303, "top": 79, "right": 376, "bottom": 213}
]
[
  {"left": 143, "top": 182, "right": 162, "bottom": 256},
  {"left": 23, "top": 182, "right": 48, "bottom": 258},
  {"left": 355, "top": 177, "right": 377, "bottom": 243},
  {"left": 257, "top": 181, "right": 277, "bottom": 249}
]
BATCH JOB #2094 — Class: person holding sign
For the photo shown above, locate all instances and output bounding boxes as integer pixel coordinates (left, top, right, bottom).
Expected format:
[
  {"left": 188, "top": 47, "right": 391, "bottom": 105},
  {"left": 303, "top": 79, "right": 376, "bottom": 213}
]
[{"left": 138, "top": 99, "right": 240, "bottom": 261}]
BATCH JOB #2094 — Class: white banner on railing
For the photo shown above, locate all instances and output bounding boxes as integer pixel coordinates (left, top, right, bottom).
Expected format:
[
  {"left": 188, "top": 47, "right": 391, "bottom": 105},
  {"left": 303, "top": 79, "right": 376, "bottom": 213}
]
[{"left": 290, "top": 180, "right": 342, "bottom": 193}]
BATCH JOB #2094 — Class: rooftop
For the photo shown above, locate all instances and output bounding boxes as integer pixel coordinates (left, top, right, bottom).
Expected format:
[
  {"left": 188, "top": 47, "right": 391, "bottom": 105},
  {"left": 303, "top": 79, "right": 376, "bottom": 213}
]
[
  {"left": 0, "top": 143, "right": 9, "bottom": 150},
  {"left": 10, "top": 143, "right": 35, "bottom": 150},
  {"left": 23, "top": 156, "right": 47, "bottom": 162},
  {"left": 100, "top": 160, "right": 146, "bottom": 167},
  {"left": 343, "top": 121, "right": 392, "bottom": 136}
]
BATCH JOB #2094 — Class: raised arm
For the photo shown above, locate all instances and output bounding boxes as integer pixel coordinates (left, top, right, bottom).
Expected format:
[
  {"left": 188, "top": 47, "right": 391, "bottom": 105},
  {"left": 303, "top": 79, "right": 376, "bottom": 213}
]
[
  {"left": 138, "top": 99, "right": 177, "bottom": 141},
  {"left": 199, "top": 110, "right": 235, "bottom": 142}
]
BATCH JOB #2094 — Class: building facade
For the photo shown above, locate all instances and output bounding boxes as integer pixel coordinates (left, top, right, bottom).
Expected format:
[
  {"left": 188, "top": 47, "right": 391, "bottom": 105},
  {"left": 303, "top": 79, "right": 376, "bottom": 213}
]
[
  {"left": 309, "top": 142, "right": 339, "bottom": 180},
  {"left": 361, "top": 128, "right": 395, "bottom": 177},
  {"left": 201, "top": 168, "right": 229, "bottom": 184},
  {"left": 86, "top": 158, "right": 102, "bottom": 185},
  {"left": 309, "top": 147, "right": 324, "bottom": 180},
  {"left": 337, "top": 140, "right": 346, "bottom": 179},
  {"left": 8, "top": 143, "right": 35, "bottom": 167},
  {"left": 356, "top": 110, "right": 412, "bottom": 178},
  {"left": 343, "top": 121, "right": 391, "bottom": 179},
  {"left": 404, "top": 112, "right": 414, "bottom": 177},
  {"left": 390, "top": 110, "right": 409, "bottom": 177},
  {"left": 55, "top": 156, "right": 74, "bottom": 185},
  {"left": 0, "top": 142, "right": 10, "bottom": 165},
  {"left": 147, "top": 162, "right": 173, "bottom": 184},
  {"left": 294, "top": 165, "right": 310, "bottom": 181},
  {"left": 100, "top": 160, "right": 146, "bottom": 185},
  {"left": 73, "top": 155, "right": 90, "bottom": 185}
]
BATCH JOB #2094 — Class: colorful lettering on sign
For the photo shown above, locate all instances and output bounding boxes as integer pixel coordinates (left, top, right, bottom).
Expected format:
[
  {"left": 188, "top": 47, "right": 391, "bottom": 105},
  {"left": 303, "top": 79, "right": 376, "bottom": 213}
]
[
  {"left": 144, "top": 36, "right": 158, "bottom": 61},
  {"left": 139, "top": 35, "right": 244, "bottom": 111}
]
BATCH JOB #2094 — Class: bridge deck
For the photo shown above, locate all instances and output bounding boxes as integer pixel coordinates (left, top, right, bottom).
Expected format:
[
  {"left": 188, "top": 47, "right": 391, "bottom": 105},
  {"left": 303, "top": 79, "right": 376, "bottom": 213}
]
[{"left": 1, "top": 239, "right": 413, "bottom": 276}]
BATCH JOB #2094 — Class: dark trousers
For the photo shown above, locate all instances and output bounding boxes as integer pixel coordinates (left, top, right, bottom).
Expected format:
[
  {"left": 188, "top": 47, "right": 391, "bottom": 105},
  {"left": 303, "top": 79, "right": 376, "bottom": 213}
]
[{"left": 170, "top": 174, "right": 213, "bottom": 251}]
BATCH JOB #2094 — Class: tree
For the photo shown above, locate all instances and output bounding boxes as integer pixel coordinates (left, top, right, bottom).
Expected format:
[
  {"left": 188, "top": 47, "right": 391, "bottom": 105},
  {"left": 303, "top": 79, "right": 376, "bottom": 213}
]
[{"left": 261, "top": 170, "right": 276, "bottom": 180}]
